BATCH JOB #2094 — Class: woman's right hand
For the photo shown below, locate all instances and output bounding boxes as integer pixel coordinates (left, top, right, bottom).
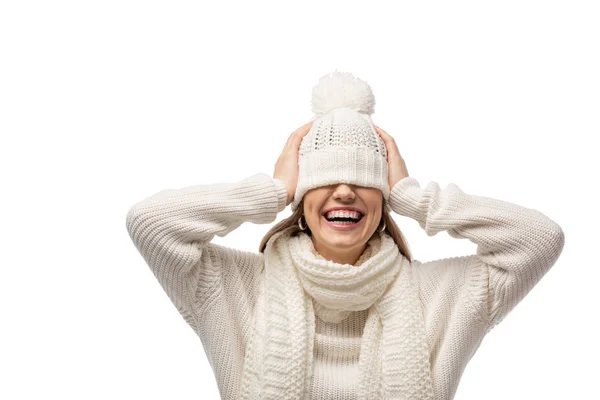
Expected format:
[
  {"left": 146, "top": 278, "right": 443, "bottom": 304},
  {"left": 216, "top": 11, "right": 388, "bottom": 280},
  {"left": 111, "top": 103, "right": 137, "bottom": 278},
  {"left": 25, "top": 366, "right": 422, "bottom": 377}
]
[{"left": 273, "top": 120, "right": 314, "bottom": 206}]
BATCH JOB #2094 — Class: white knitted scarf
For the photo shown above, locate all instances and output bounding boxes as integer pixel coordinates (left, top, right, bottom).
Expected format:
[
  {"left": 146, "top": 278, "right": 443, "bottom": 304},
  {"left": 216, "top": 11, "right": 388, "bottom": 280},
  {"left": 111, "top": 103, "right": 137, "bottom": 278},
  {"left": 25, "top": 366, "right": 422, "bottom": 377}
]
[{"left": 240, "top": 227, "right": 435, "bottom": 399}]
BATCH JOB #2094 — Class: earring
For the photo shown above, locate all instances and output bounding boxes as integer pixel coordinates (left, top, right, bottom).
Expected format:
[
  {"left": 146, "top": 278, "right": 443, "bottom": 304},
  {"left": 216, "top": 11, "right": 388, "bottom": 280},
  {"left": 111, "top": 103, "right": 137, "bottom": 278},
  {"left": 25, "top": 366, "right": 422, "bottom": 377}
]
[
  {"left": 298, "top": 215, "right": 307, "bottom": 231},
  {"left": 377, "top": 218, "right": 386, "bottom": 232}
]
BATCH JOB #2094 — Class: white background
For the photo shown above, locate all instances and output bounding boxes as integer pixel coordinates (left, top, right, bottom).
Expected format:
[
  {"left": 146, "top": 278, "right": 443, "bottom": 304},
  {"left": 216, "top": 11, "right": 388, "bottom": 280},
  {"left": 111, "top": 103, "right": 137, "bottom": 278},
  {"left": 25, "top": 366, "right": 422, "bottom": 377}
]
[{"left": 1, "top": 1, "right": 598, "bottom": 399}]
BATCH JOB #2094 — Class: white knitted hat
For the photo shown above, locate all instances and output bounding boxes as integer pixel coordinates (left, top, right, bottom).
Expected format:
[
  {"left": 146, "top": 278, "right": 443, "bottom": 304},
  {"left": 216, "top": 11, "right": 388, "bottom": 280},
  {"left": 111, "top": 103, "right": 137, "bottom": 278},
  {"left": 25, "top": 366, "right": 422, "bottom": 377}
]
[{"left": 291, "top": 71, "right": 390, "bottom": 212}]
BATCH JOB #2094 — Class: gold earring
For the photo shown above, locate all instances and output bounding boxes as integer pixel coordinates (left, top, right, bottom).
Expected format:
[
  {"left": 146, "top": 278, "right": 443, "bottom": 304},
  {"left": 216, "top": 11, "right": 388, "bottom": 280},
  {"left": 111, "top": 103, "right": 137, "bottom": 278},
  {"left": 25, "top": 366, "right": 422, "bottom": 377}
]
[
  {"left": 298, "top": 215, "right": 307, "bottom": 231},
  {"left": 378, "top": 219, "right": 386, "bottom": 232}
]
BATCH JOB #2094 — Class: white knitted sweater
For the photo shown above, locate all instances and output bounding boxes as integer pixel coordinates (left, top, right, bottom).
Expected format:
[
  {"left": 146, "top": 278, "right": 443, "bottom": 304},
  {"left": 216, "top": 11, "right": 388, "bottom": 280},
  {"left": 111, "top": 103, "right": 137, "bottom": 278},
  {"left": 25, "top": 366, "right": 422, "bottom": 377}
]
[{"left": 125, "top": 173, "right": 565, "bottom": 400}]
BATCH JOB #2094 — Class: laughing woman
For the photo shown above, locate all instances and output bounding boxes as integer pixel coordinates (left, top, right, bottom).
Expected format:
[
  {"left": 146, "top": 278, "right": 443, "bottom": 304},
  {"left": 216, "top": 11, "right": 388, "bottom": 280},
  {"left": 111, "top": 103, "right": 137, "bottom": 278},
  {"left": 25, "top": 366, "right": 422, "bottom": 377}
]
[{"left": 125, "top": 71, "right": 565, "bottom": 400}]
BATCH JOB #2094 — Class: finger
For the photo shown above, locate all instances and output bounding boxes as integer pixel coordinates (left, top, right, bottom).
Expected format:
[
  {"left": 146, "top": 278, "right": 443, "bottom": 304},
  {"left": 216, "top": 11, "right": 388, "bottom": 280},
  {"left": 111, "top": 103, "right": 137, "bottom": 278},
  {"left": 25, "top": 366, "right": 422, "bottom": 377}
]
[
  {"left": 284, "top": 130, "right": 299, "bottom": 150},
  {"left": 375, "top": 127, "right": 399, "bottom": 154},
  {"left": 374, "top": 126, "right": 402, "bottom": 159},
  {"left": 374, "top": 125, "right": 393, "bottom": 142},
  {"left": 296, "top": 120, "right": 314, "bottom": 134},
  {"left": 286, "top": 121, "right": 313, "bottom": 144},
  {"left": 288, "top": 121, "right": 313, "bottom": 149}
]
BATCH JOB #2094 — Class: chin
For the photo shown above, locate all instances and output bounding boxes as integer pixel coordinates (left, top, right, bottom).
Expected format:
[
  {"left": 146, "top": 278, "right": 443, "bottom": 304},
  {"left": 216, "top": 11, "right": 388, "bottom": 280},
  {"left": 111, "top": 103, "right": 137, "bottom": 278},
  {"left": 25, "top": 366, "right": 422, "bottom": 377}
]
[{"left": 317, "top": 229, "right": 367, "bottom": 248}]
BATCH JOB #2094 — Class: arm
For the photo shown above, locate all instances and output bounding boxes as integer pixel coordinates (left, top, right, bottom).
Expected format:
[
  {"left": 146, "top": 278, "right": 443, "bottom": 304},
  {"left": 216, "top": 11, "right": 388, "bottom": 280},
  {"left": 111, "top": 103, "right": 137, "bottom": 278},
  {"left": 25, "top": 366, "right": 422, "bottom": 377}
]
[
  {"left": 389, "top": 177, "right": 565, "bottom": 329},
  {"left": 125, "top": 173, "right": 288, "bottom": 326}
]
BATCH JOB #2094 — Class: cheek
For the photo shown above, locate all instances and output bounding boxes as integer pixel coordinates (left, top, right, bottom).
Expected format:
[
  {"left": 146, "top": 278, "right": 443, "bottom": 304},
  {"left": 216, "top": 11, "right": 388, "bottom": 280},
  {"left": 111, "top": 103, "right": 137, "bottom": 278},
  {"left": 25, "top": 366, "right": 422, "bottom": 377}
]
[
  {"left": 367, "top": 215, "right": 379, "bottom": 229},
  {"left": 308, "top": 210, "right": 324, "bottom": 226},
  {"left": 367, "top": 207, "right": 383, "bottom": 227},
  {"left": 303, "top": 197, "right": 325, "bottom": 218}
]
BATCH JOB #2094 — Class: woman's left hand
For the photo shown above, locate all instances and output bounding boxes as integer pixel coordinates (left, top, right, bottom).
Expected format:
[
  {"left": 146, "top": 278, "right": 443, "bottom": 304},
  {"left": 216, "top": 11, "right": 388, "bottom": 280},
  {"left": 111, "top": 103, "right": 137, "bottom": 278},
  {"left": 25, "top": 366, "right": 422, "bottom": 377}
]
[{"left": 374, "top": 125, "right": 410, "bottom": 190}]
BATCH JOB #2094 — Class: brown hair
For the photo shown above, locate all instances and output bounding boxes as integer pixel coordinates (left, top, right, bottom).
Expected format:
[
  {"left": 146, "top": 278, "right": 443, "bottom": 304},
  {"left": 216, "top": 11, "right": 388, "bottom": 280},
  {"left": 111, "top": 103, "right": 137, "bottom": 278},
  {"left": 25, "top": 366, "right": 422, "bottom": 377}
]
[{"left": 259, "top": 199, "right": 413, "bottom": 262}]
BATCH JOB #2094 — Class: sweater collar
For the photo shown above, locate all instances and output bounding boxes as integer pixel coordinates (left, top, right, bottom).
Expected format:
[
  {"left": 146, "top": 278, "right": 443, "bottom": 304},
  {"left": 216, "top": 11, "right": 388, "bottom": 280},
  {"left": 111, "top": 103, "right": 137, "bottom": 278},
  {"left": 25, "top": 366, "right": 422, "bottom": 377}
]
[{"left": 287, "top": 230, "right": 401, "bottom": 323}]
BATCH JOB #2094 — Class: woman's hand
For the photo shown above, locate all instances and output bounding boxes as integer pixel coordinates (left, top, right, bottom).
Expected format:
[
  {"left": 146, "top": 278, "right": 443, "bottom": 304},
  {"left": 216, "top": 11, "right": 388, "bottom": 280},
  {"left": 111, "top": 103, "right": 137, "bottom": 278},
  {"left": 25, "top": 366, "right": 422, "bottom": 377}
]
[
  {"left": 273, "top": 120, "right": 314, "bottom": 206},
  {"left": 374, "top": 125, "right": 409, "bottom": 190}
]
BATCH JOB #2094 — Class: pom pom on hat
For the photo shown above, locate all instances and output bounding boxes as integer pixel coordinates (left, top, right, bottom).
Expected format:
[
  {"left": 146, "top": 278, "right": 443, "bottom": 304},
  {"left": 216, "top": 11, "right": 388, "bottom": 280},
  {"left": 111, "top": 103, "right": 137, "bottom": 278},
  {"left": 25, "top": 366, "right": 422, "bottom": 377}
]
[{"left": 311, "top": 71, "right": 376, "bottom": 118}]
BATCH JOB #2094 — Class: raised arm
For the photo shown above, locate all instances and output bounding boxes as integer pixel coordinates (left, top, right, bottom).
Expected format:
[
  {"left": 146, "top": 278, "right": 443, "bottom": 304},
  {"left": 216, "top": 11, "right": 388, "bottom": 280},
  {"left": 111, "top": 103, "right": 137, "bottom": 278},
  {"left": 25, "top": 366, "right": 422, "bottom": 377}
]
[
  {"left": 389, "top": 177, "right": 565, "bottom": 329},
  {"left": 125, "top": 173, "right": 288, "bottom": 325}
]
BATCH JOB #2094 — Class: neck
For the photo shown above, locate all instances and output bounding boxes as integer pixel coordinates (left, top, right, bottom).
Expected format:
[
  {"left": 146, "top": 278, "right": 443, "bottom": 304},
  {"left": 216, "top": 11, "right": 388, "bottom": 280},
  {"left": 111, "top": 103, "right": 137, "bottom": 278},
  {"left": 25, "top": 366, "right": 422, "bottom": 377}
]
[{"left": 311, "top": 237, "right": 368, "bottom": 266}]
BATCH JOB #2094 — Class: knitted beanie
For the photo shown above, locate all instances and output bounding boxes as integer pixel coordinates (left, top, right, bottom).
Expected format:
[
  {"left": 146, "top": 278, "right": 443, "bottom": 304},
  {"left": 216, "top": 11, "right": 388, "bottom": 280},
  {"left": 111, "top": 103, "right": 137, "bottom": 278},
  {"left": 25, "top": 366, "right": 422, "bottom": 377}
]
[{"left": 291, "top": 71, "right": 391, "bottom": 212}]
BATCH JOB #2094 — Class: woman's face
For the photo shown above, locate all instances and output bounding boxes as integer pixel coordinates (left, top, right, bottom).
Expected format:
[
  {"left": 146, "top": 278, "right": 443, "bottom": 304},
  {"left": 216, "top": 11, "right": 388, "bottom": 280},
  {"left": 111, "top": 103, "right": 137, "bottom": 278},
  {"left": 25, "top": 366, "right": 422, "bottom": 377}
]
[{"left": 302, "top": 183, "right": 383, "bottom": 264}]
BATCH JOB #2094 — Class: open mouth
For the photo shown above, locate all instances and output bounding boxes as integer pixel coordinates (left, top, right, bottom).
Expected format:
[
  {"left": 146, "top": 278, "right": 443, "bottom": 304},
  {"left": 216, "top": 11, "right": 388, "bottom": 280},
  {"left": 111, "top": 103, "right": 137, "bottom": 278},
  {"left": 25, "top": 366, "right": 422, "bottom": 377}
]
[
  {"left": 324, "top": 215, "right": 364, "bottom": 224},
  {"left": 322, "top": 211, "right": 365, "bottom": 230}
]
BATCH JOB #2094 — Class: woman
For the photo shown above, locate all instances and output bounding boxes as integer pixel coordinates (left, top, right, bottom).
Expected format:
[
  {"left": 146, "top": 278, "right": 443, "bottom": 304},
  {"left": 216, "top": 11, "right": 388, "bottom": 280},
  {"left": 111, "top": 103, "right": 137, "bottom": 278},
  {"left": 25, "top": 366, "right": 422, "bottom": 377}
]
[{"left": 125, "top": 71, "right": 565, "bottom": 400}]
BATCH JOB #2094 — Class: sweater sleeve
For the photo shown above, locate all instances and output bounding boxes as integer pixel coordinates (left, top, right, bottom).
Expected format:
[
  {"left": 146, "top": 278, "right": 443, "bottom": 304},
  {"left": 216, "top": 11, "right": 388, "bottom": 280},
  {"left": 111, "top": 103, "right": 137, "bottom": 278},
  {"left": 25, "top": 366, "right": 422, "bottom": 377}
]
[
  {"left": 389, "top": 176, "right": 565, "bottom": 329},
  {"left": 125, "top": 173, "right": 288, "bottom": 328}
]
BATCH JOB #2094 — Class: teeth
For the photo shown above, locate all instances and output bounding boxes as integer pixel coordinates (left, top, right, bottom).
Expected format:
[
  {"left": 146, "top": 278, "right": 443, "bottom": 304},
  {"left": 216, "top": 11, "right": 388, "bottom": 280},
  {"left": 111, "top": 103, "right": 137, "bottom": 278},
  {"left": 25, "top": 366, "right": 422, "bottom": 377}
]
[{"left": 325, "top": 210, "right": 363, "bottom": 220}]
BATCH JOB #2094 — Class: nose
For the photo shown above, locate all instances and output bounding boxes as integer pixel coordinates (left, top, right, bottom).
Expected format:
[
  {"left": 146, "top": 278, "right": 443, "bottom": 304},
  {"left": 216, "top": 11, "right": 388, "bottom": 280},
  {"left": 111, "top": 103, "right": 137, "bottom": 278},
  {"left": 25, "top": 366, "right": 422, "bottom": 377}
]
[{"left": 332, "top": 184, "right": 356, "bottom": 201}]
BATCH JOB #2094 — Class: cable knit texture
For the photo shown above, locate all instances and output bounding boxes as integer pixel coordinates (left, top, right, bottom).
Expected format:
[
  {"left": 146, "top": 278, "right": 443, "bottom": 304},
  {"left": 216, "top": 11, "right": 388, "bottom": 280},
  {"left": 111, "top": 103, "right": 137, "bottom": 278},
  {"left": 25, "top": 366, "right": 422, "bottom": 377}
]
[
  {"left": 125, "top": 173, "right": 565, "bottom": 400},
  {"left": 239, "top": 227, "right": 434, "bottom": 399}
]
